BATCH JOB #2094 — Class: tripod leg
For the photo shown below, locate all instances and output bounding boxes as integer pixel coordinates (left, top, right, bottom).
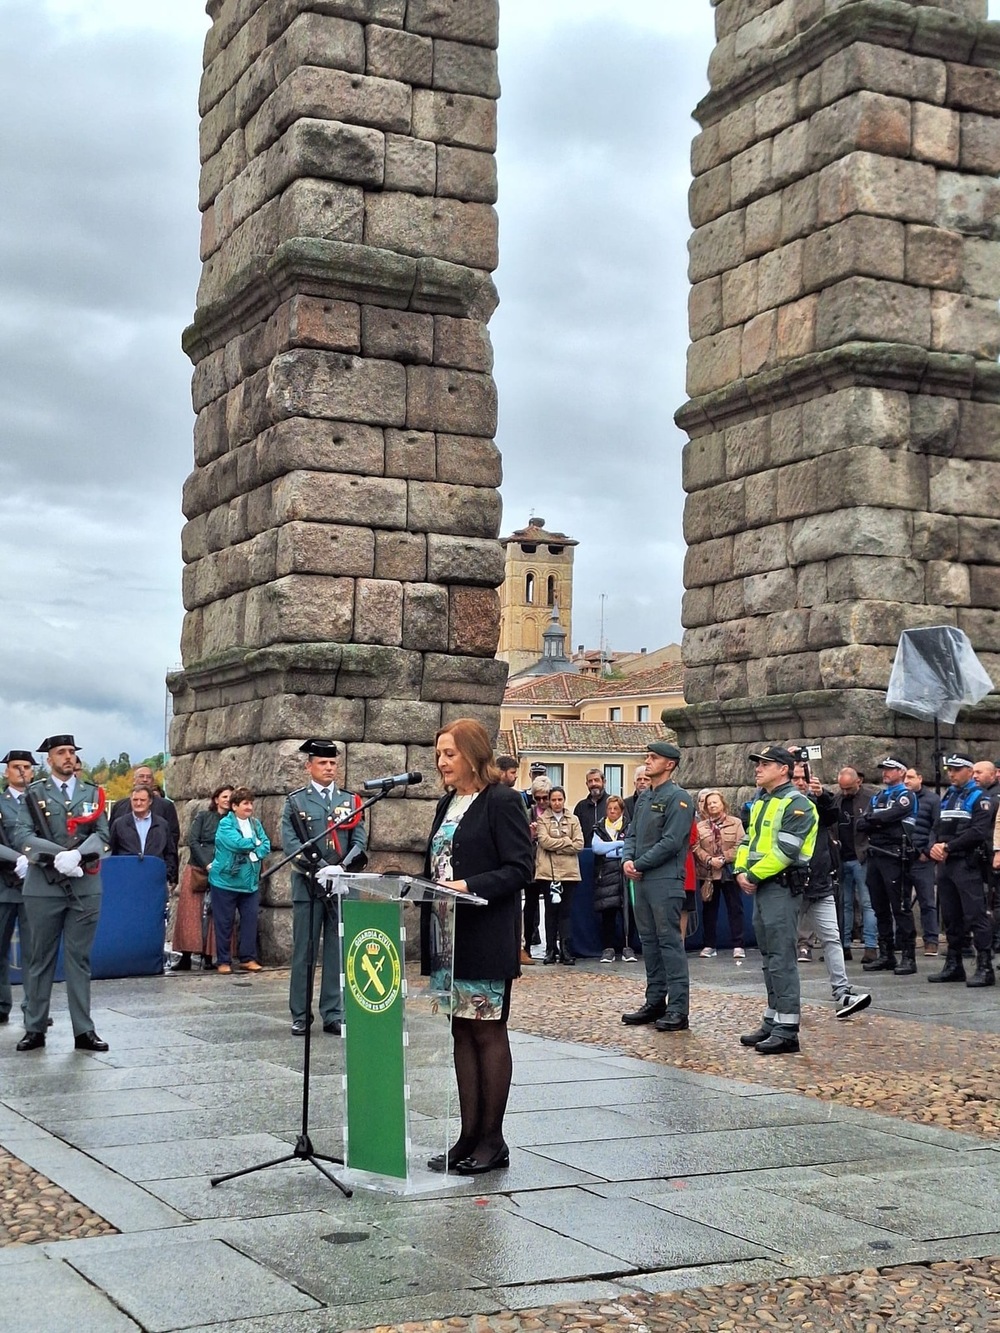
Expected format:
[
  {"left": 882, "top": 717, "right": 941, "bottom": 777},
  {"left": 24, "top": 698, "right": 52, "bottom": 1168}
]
[
  {"left": 210, "top": 1150, "right": 297, "bottom": 1186},
  {"left": 306, "top": 1156, "right": 353, "bottom": 1197}
]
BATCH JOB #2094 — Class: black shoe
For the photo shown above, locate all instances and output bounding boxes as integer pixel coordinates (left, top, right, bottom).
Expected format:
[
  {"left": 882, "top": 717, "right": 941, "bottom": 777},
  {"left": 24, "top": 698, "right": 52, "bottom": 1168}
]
[
  {"left": 74, "top": 1031, "right": 109, "bottom": 1052},
  {"left": 560, "top": 953, "right": 575, "bottom": 966},
  {"left": 16, "top": 1031, "right": 45, "bottom": 1052},
  {"left": 755, "top": 1031, "right": 800, "bottom": 1054},
  {"left": 455, "top": 1143, "right": 510, "bottom": 1175},
  {"left": 843, "top": 946, "right": 852, "bottom": 961},
  {"left": 531, "top": 929, "right": 541, "bottom": 946},
  {"left": 863, "top": 947, "right": 895, "bottom": 972},
  {"left": 291, "top": 1018, "right": 312, "bottom": 1036},
  {"left": 47, "top": 1017, "right": 53, "bottom": 1027},
  {"left": 893, "top": 948, "right": 917, "bottom": 976},
  {"left": 543, "top": 951, "right": 558, "bottom": 965},
  {"left": 169, "top": 954, "right": 192, "bottom": 972},
  {"left": 621, "top": 1003, "right": 666, "bottom": 1026},
  {"left": 740, "top": 1025, "right": 771, "bottom": 1047},
  {"left": 966, "top": 949, "right": 996, "bottom": 988},
  {"left": 323, "top": 1020, "right": 342, "bottom": 1035},
  {"left": 201, "top": 957, "right": 216, "bottom": 971},
  {"left": 654, "top": 1013, "right": 689, "bottom": 1032},
  {"left": 928, "top": 952, "right": 966, "bottom": 983}
]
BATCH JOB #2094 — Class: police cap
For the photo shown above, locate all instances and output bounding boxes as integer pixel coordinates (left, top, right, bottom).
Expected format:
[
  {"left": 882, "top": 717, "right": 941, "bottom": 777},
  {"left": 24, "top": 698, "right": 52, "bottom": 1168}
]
[
  {"left": 38, "top": 735, "right": 77, "bottom": 753},
  {"left": 1, "top": 750, "right": 34, "bottom": 765},
  {"left": 298, "top": 739, "right": 339, "bottom": 758},
  {"left": 748, "top": 744, "right": 796, "bottom": 771},
  {"left": 944, "top": 752, "right": 975, "bottom": 769},
  {"left": 876, "top": 756, "right": 907, "bottom": 772}
]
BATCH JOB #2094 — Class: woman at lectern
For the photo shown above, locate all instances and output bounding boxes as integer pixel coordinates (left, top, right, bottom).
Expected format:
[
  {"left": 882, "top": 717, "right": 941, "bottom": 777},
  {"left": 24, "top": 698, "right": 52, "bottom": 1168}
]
[{"left": 423, "top": 718, "right": 534, "bottom": 1175}]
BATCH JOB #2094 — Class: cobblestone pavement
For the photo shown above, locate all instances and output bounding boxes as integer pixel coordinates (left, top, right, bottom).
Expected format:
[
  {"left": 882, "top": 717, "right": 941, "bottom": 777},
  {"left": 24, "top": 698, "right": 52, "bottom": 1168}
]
[{"left": 2, "top": 958, "right": 1000, "bottom": 1332}]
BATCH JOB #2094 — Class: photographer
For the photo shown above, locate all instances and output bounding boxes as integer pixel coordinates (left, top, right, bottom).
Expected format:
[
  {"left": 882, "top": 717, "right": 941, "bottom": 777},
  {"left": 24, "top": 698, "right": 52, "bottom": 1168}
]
[
  {"left": 790, "top": 763, "right": 871, "bottom": 1020},
  {"left": 735, "top": 745, "right": 818, "bottom": 1055}
]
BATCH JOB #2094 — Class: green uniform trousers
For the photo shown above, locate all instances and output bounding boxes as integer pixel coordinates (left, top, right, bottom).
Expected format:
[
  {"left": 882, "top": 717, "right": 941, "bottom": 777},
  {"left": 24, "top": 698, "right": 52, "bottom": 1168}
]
[
  {"left": 0, "top": 899, "right": 32, "bottom": 1020},
  {"left": 23, "top": 892, "right": 101, "bottom": 1037},
  {"left": 752, "top": 879, "right": 800, "bottom": 1038},
  {"left": 289, "top": 896, "right": 343, "bottom": 1026}
]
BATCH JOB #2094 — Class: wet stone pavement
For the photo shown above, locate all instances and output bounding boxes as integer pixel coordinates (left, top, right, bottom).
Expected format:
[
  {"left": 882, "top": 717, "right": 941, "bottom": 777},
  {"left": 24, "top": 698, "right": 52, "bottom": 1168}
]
[{"left": 0, "top": 951, "right": 998, "bottom": 1331}]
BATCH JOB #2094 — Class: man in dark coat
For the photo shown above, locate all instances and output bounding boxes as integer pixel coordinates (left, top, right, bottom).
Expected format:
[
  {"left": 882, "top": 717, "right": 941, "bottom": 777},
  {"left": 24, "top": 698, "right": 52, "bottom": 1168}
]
[{"left": 109, "top": 787, "right": 178, "bottom": 883}]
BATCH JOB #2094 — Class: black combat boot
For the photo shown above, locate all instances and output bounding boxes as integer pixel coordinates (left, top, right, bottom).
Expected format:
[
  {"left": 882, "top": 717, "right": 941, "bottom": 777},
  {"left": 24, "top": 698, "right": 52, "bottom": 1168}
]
[
  {"left": 863, "top": 939, "right": 895, "bottom": 972},
  {"left": 966, "top": 949, "right": 995, "bottom": 988},
  {"left": 928, "top": 948, "right": 966, "bottom": 983},
  {"left": 893, "top": 944, "right": 917, "bottom": 976}
]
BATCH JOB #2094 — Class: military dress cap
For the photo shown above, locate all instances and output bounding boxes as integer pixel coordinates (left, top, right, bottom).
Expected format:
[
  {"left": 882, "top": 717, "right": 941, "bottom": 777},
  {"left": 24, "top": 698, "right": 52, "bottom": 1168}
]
[
  {"left": 299, "top": 738, "right": 339, "bottom": 758},
  {"left": 38, "top": 734, "right": 78, "bottom": 753},
  {"left": 528, "top": 761, "right": 547, "bottom": 775},
  {"left": 748, "top": 744, "right": 796, "bottom": 770},
  {"left": 1, "top": 750, "right": 34, "bottom": 765},
  {"left": 876, "top": 756, "right": 907, "bottom": 771},
  {"left": 944, "top": 752, "right": 975, "bottom": 769},
  {"left": 648, "top": 740, "right": 682, "bottom": 761}
]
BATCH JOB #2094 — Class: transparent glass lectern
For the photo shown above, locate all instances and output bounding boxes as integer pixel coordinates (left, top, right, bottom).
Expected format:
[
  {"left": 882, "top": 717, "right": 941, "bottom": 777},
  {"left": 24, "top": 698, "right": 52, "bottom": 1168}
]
[{"left": 336, "top": 872, "right": 486, "bottom": 1195}]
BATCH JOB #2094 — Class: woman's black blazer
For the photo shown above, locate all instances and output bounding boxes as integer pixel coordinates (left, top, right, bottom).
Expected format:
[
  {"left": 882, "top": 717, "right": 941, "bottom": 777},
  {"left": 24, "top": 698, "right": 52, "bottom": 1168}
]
[{"left": 421, "top": 781, "right": 534, "bottom": 981}]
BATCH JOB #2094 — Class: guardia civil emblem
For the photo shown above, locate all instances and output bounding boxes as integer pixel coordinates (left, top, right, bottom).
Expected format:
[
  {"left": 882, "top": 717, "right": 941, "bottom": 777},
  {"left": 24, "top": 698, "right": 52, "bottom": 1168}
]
[{"left": 346, "top": 928, "right": 402, "bottom": 1014}]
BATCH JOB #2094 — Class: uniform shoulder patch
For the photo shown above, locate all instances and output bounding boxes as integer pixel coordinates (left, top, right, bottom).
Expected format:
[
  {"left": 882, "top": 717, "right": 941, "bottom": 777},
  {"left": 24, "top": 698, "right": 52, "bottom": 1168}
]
[{"left": 679, "top": 801, "right": 689, "bottom": 808}]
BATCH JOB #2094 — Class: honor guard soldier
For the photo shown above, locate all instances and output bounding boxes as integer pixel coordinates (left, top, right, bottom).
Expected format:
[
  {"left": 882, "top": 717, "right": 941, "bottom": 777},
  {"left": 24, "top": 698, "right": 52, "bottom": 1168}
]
[
  {"left": 281, "top": 740, "right": 368, "bottom": 1036},
  {"left": 736, "top": 745, "right": 819, "bottom": 1054},
  {"left": 929, "top": 753, "right": 995, "bottom": 988},
  {"left": 0, "top": 750, "right": 35, "bottom": 1026},
  {"left": 857, "top": 757, "right": 917, "bottom": 975},
  {"left": 13, "top": 736, "right": 111, "bottom": 1051},
  {"left": 621, "top": 741, "right": 695, "bottom": 1033}
]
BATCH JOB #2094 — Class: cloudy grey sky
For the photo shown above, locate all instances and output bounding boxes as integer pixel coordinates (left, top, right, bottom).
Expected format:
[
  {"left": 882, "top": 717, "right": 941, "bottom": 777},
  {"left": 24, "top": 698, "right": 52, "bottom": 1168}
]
[{"left": 0, "top": 0, "right": 716, "bottom": 762}]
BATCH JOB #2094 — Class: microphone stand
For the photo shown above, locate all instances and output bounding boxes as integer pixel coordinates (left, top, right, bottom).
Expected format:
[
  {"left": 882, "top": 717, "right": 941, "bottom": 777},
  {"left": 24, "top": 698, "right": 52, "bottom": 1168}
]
[{"left": 210, "top": 784, "right": 403, "bottom": 1196}]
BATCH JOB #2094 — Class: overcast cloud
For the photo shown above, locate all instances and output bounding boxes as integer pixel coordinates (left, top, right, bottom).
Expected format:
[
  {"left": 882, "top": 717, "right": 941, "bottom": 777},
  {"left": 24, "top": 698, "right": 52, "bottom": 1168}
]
[{"left": 0, "top": 0, "right": 718, "bottom": 762}]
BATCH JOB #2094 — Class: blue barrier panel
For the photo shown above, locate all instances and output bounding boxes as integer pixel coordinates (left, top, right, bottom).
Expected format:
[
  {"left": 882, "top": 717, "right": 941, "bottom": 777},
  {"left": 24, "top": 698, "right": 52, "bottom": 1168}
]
[{"left": 9, "top": 856, "right": 167, "bottom": 983}]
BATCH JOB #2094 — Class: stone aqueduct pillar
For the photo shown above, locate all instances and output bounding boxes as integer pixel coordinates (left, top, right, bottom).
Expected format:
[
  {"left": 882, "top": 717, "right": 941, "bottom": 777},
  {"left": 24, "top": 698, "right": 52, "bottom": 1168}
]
[
  {"left": 667, "top": 0, "right": 1000, "bottom": 785},
  {"left": 168, "top": 0, "right": 504, "bottom": 958}
]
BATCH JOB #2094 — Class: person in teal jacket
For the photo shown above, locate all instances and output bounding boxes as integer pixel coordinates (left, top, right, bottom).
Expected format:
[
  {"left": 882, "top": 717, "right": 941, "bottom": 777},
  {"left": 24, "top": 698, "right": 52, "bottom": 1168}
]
[{"left": 209, "top": 786, "right": 270, "bottom": 975}]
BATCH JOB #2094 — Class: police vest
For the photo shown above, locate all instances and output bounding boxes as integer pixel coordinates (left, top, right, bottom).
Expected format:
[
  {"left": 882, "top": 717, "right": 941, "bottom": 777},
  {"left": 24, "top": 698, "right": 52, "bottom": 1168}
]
[
  {"left": 939, "top": 782, "right": 985, "bottom": 839},
  {"left": 745, "top": 792, "right": 818, "bottom": 870}
]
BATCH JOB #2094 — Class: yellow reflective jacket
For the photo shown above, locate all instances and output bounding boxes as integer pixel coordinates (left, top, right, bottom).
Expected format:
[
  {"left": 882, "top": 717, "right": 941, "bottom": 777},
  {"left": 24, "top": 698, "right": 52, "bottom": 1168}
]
[{"left": 734, "top": 782, "right": 818, "bottom": 885}]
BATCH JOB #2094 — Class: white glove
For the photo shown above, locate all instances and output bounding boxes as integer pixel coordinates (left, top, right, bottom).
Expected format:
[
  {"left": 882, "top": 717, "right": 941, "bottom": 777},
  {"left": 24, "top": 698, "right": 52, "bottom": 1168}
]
[
  {"left": 315, "top": 864, "right": 345, "bottom": 892},
  {"left": 14, "top": 855, "right": 27, "bottom": 880},
  {"left": 54, "top": 849, "right": 83, "bottom": 877}
]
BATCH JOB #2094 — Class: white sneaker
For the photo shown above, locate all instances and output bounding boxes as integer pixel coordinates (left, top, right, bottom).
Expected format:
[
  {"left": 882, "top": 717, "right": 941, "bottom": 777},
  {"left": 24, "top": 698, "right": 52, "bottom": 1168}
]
[
  {"left": 600, "top": 948, "right": 615, "bottom": 963},
  {"left": 733, "top": 947, "right": 745, "bottom": 959},
  {"left": 836, "top": 990, "right": 872, "bottom": 1020},
  {"left": 699, "top": 947, "right": 717, "bottom": 958}
]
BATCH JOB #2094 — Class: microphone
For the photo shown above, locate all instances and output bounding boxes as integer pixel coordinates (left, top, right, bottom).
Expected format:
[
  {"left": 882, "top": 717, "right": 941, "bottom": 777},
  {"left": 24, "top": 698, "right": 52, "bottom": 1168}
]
[{"left": 362, "top": 771, "right": 423, "bottom": 791}]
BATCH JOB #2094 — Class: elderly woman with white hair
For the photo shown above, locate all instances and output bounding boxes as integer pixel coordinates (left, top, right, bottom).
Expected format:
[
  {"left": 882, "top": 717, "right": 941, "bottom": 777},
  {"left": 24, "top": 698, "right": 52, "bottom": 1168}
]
[
  {"left": 521, "top": 775, "right": 552, "bottom": 963},
  {"left": 693, "top": 789, "right": 746, "bottom": 959}
]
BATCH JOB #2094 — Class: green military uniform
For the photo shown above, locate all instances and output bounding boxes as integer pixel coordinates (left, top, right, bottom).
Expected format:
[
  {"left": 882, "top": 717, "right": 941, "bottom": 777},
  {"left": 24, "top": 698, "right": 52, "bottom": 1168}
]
[
  {"left": 0, "top": 782, "right": 32, "bottom": 1023},
  {"left": 622, "top": 769, "right": 695, "bottom": 1020},
  {"left": 735, "top": 762, "right": 818, "bottom": 1045},
  {"left": 14, "top": 771, "right": 110, "bottom": 1040},
  {"left": 281, "top": 779, "right": 367, "bottom": 1030}
]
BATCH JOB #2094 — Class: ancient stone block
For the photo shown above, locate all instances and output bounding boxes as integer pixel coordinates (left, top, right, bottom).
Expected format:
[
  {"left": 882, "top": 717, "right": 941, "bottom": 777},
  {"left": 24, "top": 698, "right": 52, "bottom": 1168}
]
[
  {"left": 683, "top": 536, "right": 735, "bottom": 589},
  {"left": 422, "top": 652, "right": 508, "bottom": 703},
  {"left": 433, "top": 39, "right": 499, "bottom": 97},
  {"left": 725, "top": 415, "right": 770, "bottom": 478},
  {"left": 713, "top": 577, "right": 746, "bottom": 623},
  {"left": 905, "top": 224, "right": 964, "bottom": 290},
  {"left": 913, "top": 510, "right": 960, "bottom": 561},
  {"left": 936, "top": 170, "right": 1000, "bottom": 238},
  {"left": 721, "top": 262, "right": 757, "bottom": 328},
  {"left": 266, "top": 118, "right": 386, "bottom": 200},
  {"left": 788, "top": 507, "right": 912, "bottom": 564},
  {"left": 272, "top": 14, "right": 366, "bottom": 85},
  {"left": 686, "top": 327, "right": 742, "bottom": 398},
  {"left": 828, "top": 555, "right": 924, "bottom": 603},
  {"left": 757, "top": 239, "right": 804, "bottom": 309},
  {"left": 374, "top": 529, "right": 427, "bottom": 579},
  {"left": 384, "top": 134, "right": 437, "bottom": 194},
  {"left": 690, "top": 162, "right": 732, "bottom": 228},
  {"left": 259, "top": 693, "right": 366, "bottom": 742},
  {"left": 273, "top": 470, "right": 407, "bottom": 529},
  {"left": 803, "top": 215, "right": 906, "bottom": 291},
  {"left": 274, "top": 520, "right": 376, "bottom": 577},
  {"left": 690, "top": 276, "right": 724, "bottom": 340},
  {"left": 354, "top": 576, "right": 403, "bottom": 644},
  {"left": 910, "top": 396, "right": 961, "bottom": 455},
  {"left": 691, "top": 124, "right": 722, "bottom": 177},
  {"left": 435, "top": 433, "right": 500, "bottom": 486},
  {"left": 248, "top": 573, "right": 355, "bottom": 645},
  {"left": 370, "top": 799, "right": 435, "bottom": 854},
  {"left": 405, "top": 365, "right": 497, "bottom": 434},
  {"left": 433, "top": 317, "right": 493, "bottom": 373},
  {"left": 741, "top": 308, "right": 777, "bottom": 376},
  {"left": 963, "top": 238, "right": 1000, "bottom": 299},
  {"left": 405, "top": 0, "right": 498, "bottom": 47},
  {"left": 385, "top": 428, "right": 436, "bottom": 479},
  {"left": 689, "top": 210, "right": 746, "bottom": 282},
  {"left": 411, "top": 88, "right": 496, "bottom": 150},
  {"left": 818, "top": 645, "right": 900, "bottom": 692},
  {"left": 401, "top": 582, "right": 449, "bottom": 650},
  {"left": 268, "top": 349, "right": 406, "bottom": 425},
  {"left": 366, "top": 25, "right": 433, "bottom": 85},
  {"left": 365, "top": 698, "right": 440, "bottom": 744},
  {"left": 961, "top": 112, "right": 1000, "bottom": 174},
  {"left": 744, "top": 568, "right": 797, "bottom": 617},
  {"left": 249, "top": 66, "right": 412, "bottom": 156},
  {"left": 364, "top": 193, "right": 498, "bottom": 268},
  {"left": 681, "top": 586, "right": 715, "bottom": 629},
  {"left": 683, "top": 480, "right": 746, "bottom": 543},
  {"left": 730, "top": 141, "right": 772, "bottom": 209},
  {"left": 817, "top": 153, "right": 937, "bottom": 227},
  {"left": 807, "top": 92, "right": 911, "bottom": 171},
  {"left": 820, "top": 42, "right": 946, "bottom": 108},
  {"left": 756, "top": 81, "right": 798, "bottom": 139},
  {"left": 775, "top": 294, "right": 817, "bottom": 361},
  {"left": 407, "top": 480, "right": 500, "bottom": 537},
  {"left": 361, "top": 307, "right": 434, "bottom": 363},
  {"left": 426, "top": 532, "right": 503, "bottom": 584},
  {"left": 947, "top": 62, "right": 1000, "bottom": 114},
  {"left": 912, "top": 102, "right": 960, "bottom": 167},
  {"left": 779, "top": 174, "right": 819, "bottom": 243},
  {"left": 770, "top": 119, "right": 809, "bottom": 183},
  {"left": 815, "top": 277, "right": 931, "bottom": 350},
  {"left": 342, "top": 741, "right": 406, "bottom": 793},
  {"left": 437, "top": 145, "right": 497, "bottom": 203},
  {"left": 969, "top": 564, "right": 1000, "bottom": 609},
  {"left": 956, "top": 400, "right": 1000, "bottom": 461},
  {"left": 930, "top": 290, "right": 1000, "bottom": 358},
  {"left": 745, "top": 193, "right": 783, "bottom": 258},
  {"left": 926, "top": 560, "right": 972, "bottom": 605},
  {"left": 733, "top": 522, "right": 789, "bottom": 577},
  {"left": 930, "top": 458, "right": 1000, "bottom": 517},
  {"left": 251, "top": 417, "right": 386, "bottom": 482}
]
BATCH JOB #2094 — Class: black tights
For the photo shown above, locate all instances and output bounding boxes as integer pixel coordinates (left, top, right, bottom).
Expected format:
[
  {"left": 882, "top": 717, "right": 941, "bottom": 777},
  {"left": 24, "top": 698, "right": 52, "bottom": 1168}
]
[{"left": 446, "top": 1016, "right": 512, "bottom": 1166}]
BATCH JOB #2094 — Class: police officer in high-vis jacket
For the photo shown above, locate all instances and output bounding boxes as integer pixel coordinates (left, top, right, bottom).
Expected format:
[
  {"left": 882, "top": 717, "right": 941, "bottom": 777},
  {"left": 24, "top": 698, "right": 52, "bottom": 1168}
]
[
  {"left": 735, "top": 745, "right": 818, "bottom": 1055},
  {"left": 857, "top": 757, "right": 916, "bottom": 975},
  {"left": 281, "top": 739, "right": 368, "bottom": 1036},
  {"left": 929, "top": 753, "right": 994, "bottom": 988},
  {"left": 13, "top": 735, "right": 111, "bottom": 1052}
]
